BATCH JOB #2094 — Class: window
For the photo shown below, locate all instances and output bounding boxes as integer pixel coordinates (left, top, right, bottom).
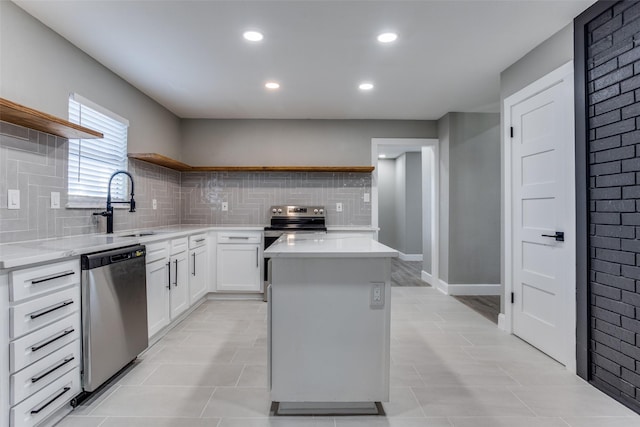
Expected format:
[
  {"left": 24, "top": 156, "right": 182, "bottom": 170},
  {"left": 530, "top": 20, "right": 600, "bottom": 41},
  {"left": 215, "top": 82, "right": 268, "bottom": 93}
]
[{"left": 67, "top": 94, "right": 129, "bottom": 208}]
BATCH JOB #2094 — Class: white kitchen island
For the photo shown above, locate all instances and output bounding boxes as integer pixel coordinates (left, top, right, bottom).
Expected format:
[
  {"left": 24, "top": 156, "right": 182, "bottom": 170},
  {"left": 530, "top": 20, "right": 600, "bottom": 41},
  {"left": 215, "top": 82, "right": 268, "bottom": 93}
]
[{"left": 264, "top": 233, "right": 398, "bottom": 415}]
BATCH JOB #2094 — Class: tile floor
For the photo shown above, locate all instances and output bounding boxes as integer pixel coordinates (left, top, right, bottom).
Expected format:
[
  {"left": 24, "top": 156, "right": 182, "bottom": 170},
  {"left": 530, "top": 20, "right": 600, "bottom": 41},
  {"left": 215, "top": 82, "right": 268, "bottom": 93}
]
[{"left": 58, "top": 286, "right": 640, "bottom": 427}]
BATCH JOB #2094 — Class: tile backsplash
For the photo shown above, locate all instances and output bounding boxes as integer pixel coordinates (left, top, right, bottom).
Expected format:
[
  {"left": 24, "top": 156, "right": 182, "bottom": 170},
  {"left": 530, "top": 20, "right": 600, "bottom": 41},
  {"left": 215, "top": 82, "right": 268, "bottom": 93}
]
[{"left": 0, "top": 122, "right": 372, "bottom": 244}]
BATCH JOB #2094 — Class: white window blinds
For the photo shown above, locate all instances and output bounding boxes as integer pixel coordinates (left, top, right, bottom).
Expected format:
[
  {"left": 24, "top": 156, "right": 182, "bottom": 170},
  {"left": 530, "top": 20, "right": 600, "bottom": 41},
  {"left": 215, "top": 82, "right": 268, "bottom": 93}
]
[{"left": 67, "top": 94, "right": 129, "bottom": 208}]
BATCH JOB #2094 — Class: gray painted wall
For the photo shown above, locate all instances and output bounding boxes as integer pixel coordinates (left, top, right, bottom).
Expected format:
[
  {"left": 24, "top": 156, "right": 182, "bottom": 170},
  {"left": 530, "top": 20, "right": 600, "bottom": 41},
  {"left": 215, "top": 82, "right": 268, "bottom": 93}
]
[
  {"left": 181, "top": 119, "right": 437, "bottom": 166},
  {"left": 448, "top": 113, "right": 500, "bottom": 284},
  {"left": 405, "top": 152, "right": 423, "bottom": 254},
  {"left": 377, "top": 159, "right": 397, "bottom": 249},
  {"left": 395, "top": 154, "right": 407, "bottom": 253},
  {"left": 0, "top": 2, "right": 182, "bottom": 159},
  {"left": 437, "top": 112, "right": 500, "bottom": 285},
  {"left": 421, "top": 147, "right": 433, "bottom": 274}
]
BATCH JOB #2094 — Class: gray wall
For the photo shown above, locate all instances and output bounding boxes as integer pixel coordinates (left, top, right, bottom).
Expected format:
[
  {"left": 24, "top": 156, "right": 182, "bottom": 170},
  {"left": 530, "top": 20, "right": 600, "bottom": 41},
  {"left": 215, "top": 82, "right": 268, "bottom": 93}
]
[
  {"left": 181, "top": 119, "right": 437, "bottom": 166},
  {"left": 421, "top": 147, "right": 433, "bottom": 274},
  {"left": 438, "top": 112, "right": 500, "bottom": 285},
  {"left": 0, "top": 1, "right": 182, "bottom": 159},
  {"left": 395, "top": 155, "right": 407, "bottom": 252},
  {"left": 404, "top": 152, "right": 423, "bottom": 254},
  {"left": 377, "top": 159, "right": 397, "bottom": 248}
]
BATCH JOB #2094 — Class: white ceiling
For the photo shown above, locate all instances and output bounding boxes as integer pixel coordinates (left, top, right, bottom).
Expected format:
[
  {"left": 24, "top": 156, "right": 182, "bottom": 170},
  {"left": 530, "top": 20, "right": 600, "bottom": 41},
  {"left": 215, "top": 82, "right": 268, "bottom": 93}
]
[{"left": 13, "top": 0, "right": 595, "bottom": 120}]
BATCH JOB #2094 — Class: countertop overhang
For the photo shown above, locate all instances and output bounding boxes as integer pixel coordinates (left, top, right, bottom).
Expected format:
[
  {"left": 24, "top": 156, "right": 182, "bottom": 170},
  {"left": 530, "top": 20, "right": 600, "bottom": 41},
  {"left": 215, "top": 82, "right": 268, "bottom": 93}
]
[{"left": 264, "top": 233, "right": 398, "bottom": 258}]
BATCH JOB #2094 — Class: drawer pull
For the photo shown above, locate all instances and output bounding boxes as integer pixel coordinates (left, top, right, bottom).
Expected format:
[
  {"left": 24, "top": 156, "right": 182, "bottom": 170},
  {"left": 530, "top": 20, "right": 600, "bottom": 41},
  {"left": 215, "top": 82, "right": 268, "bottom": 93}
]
[
  {"left": 194, "top": 238, "right": 205, "bottom": 243},
  {"left": 30, "top": 386, "right": 71, "bottom": 414},
  {"left": 31, "top": 271, "right": 75, "bottom": 285},
  {"left": 29, "top": 300, "right": 74, "bottom": 320},
  {"left": 31, "top": 357, "right": 75, "bottom": 383},
  {"left": 228, "top": 236, "right": 250, "bottom": 240},
  {"left": 31, "top": 329, "right": 74, "bottom": 352}
]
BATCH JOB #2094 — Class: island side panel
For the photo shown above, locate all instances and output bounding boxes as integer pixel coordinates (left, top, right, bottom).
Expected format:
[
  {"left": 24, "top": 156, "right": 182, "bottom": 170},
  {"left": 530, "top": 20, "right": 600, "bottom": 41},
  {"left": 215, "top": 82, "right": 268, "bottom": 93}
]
[{"left": 269, "top": 257, "right": 391, "bottom": 403}]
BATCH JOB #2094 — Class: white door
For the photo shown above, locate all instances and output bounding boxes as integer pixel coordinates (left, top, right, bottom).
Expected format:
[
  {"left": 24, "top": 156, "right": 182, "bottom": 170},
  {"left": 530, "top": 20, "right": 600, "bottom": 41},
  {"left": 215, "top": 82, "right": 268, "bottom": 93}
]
[
  {"left": 510, "top": 67, "right": 575, "bottom": 367},
  {"left": 170, "top": 251, "right": 190, "bottom": 319},
  {"left": 146, "top": 259, "right": 170, "bottom": 338},
  {"left": 189, "top": 246, "right": 208, "bottom": 304},
  {"left": 216, "top": 244, "right": 261, "bottom": 292}
]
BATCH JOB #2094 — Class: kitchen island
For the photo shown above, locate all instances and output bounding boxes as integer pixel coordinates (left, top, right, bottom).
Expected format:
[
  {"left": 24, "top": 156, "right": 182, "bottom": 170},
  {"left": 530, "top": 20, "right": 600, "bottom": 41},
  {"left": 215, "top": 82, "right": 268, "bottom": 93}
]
[{"left": 264, "top": 233, "right": 398, "bottom": 415}]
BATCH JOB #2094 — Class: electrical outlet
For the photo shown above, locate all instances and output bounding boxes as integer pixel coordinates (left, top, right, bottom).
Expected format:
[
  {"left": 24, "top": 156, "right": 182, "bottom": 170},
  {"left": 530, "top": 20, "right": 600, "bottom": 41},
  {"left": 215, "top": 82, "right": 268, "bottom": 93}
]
[
  {"left": 363, "top": 193, "right": 370, "bottom": 203},
  {"left": 152, "top": 199, "right": 157, "bottom": 210},
  {"left": 370, "top": 282, "right": 385, "bottom": 309},
  {"left": 51, "top": 192, "right": 60, "bottom": 209},
  {"left": 336, "top": 202, "right": 343, "bottom": 212},
  {"left": 222, "top": 201, "right": 229, "bottom": 211},
  {"left": 8, "top": 189, "right": 20, "bottom": 210}
]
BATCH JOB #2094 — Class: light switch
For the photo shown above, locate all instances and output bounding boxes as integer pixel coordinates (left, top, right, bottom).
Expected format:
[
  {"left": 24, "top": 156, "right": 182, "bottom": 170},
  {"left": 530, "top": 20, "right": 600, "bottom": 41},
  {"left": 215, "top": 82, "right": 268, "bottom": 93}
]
[
  {"left": 51, "top": 192, "right": 60, "bottom": 209},
  {"left": 8, "top": 189, "right": 20, "bottom": 210},
  {"left": 363, "top": 193, "right": 370, "bottom": 203},
  {"left": 152, "top": 199, "right": 157, "bottom": 210},
  {"left": 222, "top": 202, "right": 229, "bottom": 211},
  {"left": 336, "top": 202, "right": 343, "bottom": 212}
]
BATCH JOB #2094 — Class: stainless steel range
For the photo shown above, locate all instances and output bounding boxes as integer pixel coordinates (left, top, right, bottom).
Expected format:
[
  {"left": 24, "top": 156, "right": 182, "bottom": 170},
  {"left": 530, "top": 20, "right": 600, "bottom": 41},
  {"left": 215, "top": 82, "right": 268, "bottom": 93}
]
[{"left": 263, "top": 205, "right": 327, "bottom": 300}]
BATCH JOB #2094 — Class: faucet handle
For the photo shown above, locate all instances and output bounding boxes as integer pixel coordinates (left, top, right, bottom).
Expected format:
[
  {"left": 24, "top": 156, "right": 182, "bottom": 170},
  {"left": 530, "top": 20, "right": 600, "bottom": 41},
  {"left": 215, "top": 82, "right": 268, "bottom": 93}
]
[
  {"left": 129, "top": 197, "right": 136, "bottom": 213},
  {"left": 93, "top": 211, "right": 109, "bottom": 217}
]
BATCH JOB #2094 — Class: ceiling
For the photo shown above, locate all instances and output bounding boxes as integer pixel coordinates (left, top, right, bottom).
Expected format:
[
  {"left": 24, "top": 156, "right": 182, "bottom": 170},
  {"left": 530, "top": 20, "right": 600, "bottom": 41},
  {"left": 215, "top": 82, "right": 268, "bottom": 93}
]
[{"left": 13, "top": 0, "right": 595, "bottom": 120}]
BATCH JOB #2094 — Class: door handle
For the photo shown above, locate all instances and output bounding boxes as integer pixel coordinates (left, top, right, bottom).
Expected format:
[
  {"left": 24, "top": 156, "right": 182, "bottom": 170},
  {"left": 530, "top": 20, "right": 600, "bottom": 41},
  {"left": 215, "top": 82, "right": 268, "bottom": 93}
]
[
  {"left": 174, "top": 259, "right": 179, "bottom": 286},
  {"left": 256, "top": 247, "right": 259, "bottom": 268},
  {"left": 541, "top": 231, "right": 564, "bottom": 242},
  {"left": 192, "top": 252, "right": 196, "bottom": 276},
  {"left": 167, "top": 261, "right": 171, "bottom": 289}
]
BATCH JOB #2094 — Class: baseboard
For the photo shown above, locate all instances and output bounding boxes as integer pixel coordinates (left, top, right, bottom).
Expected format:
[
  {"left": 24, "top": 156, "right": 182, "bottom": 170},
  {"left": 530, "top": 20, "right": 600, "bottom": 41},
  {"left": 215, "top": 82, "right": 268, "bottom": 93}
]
[
  {"left": 435, "top": 280, "right": 501, "bottom": 296},
  {"left": 399, "top": 252, "right": 423, "bottom": 262},
  {"left": 207, "top": 292, "right": 264, "bottom": 301},
  {"left": 498, "top": 313, "right": 507, "bottom": 331},
  {"left": 421, "top": 270, "right": 433, "bottom": 285}
]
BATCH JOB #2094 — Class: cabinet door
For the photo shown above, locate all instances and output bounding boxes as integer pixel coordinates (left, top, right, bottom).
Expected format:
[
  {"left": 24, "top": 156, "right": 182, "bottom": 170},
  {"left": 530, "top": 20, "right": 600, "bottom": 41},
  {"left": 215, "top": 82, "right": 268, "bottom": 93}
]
[
  {"left": 216, "top": 244, "right": 261, "bottom": 292},
  {"left": 146, "top": 259, "right": 170, "bottom": 338},
  {"left": 189, "top": 246, "right": 208, "bottom": 304},
  {"left": 170, "top": 251, "right": 189, "bottom": 319}
]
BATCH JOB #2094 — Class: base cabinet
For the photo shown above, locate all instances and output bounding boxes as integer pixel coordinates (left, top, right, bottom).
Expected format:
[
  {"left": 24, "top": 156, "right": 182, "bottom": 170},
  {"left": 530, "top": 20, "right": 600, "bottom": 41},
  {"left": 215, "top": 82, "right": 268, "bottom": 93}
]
[
  {"left": 189, "top": 245, "right": 208, "bottom": 304},
  {"left": 145, "top": 238, "right": 189, "bottom": 339},
  {"left": 216, "top": 233, "right": 262, "bottom": 292}
]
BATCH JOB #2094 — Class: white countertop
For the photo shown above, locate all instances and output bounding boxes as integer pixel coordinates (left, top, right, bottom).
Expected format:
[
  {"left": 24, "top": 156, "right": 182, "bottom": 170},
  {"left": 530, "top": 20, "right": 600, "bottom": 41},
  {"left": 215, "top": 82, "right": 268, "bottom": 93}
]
[
  {"left": 0, "top": 225, "right": 264, "bottom": 269},
  {"left": 264, "top": 233, "right": 398, "bottom": 258}
]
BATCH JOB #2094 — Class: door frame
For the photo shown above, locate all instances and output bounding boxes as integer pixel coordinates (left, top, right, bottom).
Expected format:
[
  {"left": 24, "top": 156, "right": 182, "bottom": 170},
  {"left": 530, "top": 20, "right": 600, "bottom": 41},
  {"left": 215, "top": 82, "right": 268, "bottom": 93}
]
[
  {"left": 502, "top": 61, "right": 577, "bottom": 373},
  {"left": 371, "top": 138, "right": 439, "bottom": 285}
]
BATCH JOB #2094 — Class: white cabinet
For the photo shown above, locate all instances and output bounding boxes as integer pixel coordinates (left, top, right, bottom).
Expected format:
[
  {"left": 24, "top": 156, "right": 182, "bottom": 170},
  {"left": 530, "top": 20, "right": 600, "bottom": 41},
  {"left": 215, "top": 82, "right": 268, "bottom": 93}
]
[
  {"left": 3, "top": 259, "right": 82, "bottom": 427},
  {"left": 169, "top": 250, "right": 188, "bottom": 320},
  {"left": 216, "top": 232, "right": 262, "bottom": 292},
  {"left": 145, "top": 237, "right": 189, "bottom": 339},
  {"left": 188, "top": 234, "right": 208, "bottom": 305},
  {"left": 145, "top": 242, "right": 171, "bottom": 338}
]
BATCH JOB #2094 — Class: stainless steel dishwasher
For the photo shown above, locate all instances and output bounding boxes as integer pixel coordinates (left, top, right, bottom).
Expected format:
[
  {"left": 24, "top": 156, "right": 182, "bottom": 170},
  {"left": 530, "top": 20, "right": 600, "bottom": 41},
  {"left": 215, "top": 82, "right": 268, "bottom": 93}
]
[{"left": 81, "top": 245, "right": 148, "bottom": 392}]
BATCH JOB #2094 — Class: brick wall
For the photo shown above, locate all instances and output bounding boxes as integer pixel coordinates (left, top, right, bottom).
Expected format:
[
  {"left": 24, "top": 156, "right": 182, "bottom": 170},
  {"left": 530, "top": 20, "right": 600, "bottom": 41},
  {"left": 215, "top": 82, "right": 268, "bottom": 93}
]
[{"left": 588, "top": 0, "right": 640, "bottom": 411}]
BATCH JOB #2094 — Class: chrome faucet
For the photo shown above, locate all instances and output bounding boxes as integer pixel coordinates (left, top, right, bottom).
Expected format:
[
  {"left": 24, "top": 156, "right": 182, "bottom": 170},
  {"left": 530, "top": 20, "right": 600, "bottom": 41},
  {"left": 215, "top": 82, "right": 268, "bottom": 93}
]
[{"left": 93, "top": 170, "right": 136, "bottom": 234}]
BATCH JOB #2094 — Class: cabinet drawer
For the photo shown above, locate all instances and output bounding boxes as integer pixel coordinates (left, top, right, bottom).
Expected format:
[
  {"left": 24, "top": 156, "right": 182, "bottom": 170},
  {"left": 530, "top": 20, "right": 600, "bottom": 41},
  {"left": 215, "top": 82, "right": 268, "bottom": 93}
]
[
  {"left": 145, "top": 242, "right": 169, "bottom": 264},
  {"left": 10, "top": 367, "right": 80, "bottom": 427},
  {"left": 10, "top": 340, "right": 80, "bottom": 406},
  {"left": 10, "top": 260, "right": 79, "bottom": 303},
  {"left": 218, "top": 232, "right": 261, "bottom": 244},
  {"left": 170, "top": 237, "right": 188, "bottom": 255},
  {"left": 10, "top": 286, "right": 80, "bottom": 339},
  {"left": 189, "top": 233, "right": 207, "bottom": 249},
  {"left": 10, "top": 314, "right": 80, "bottom": 373}
]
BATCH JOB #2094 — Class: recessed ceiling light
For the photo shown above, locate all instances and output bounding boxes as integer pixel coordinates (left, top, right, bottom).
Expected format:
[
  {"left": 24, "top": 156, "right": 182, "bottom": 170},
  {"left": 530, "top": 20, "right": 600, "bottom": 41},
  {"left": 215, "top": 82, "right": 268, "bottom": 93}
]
[
  {"left": 265, "top": 82, "right": 280, "bottom": 89},
  {"left": 243, "top": 31, "right": 263, "bottom": 42},
  {"left": 359, "top": 83, "right": 374, "bottom": 91},
  {"left": 379, "top": 154, "right": 387, "bottom": 158},
  {"left": 377, "top": 32, "right": 398, "bottom": 43}
]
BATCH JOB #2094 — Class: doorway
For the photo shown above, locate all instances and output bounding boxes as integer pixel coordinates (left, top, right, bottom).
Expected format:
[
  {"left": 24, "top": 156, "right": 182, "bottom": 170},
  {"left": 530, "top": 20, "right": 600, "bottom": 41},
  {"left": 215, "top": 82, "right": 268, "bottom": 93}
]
[{"left": 371, "top": 138, "right": 439, "bottom": 286}]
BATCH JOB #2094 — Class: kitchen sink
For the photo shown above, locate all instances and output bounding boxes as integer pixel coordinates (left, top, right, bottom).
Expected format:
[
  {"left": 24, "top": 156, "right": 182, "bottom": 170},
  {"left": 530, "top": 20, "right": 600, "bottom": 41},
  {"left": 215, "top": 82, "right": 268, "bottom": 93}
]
[{"left": 119, "top": 231, "right": 157, "bottom": 237}]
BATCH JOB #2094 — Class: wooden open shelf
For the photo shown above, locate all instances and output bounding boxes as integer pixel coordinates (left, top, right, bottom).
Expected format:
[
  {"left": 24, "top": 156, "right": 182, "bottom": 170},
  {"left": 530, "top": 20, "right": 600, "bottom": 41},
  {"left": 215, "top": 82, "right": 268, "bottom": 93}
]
[
  {"left": 0, "top": 97, "right": 103, "bottom": 139},
  {"left": 128, "top": 153, "right": 375, "bottom": 173}
]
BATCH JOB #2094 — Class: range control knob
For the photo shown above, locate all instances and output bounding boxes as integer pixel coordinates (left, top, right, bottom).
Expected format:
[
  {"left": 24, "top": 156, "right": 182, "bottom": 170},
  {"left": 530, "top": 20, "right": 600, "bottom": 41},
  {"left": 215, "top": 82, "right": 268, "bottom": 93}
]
[
  {"left": 272, "top": 208, "right": 277, "bottom": 214},
  {"left": 314, "top": 209, "right": 319, "bottom": 214},
  {"left": 319, "top": 209, "right": 324, "bottom": 214},
  {"left": 277, "top": 208, "right": 282, "bottom": 213}
]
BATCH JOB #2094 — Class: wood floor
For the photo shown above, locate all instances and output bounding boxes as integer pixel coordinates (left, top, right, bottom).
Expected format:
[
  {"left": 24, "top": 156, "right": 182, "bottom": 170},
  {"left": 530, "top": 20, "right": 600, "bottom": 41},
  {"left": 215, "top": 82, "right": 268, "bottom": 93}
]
[{"left": 391, "top": 258, "right": 500, "bottom": 324}]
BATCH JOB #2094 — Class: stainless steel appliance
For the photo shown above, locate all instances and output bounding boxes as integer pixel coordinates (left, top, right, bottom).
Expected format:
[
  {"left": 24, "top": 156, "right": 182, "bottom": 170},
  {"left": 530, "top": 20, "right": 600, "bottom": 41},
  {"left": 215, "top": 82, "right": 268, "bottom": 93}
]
[
  {"left": 264, "top": 205, "right": 327, "bottom": 301},
  {"left": 80, "top": 245, "right": 148, "bottom": 392}
]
